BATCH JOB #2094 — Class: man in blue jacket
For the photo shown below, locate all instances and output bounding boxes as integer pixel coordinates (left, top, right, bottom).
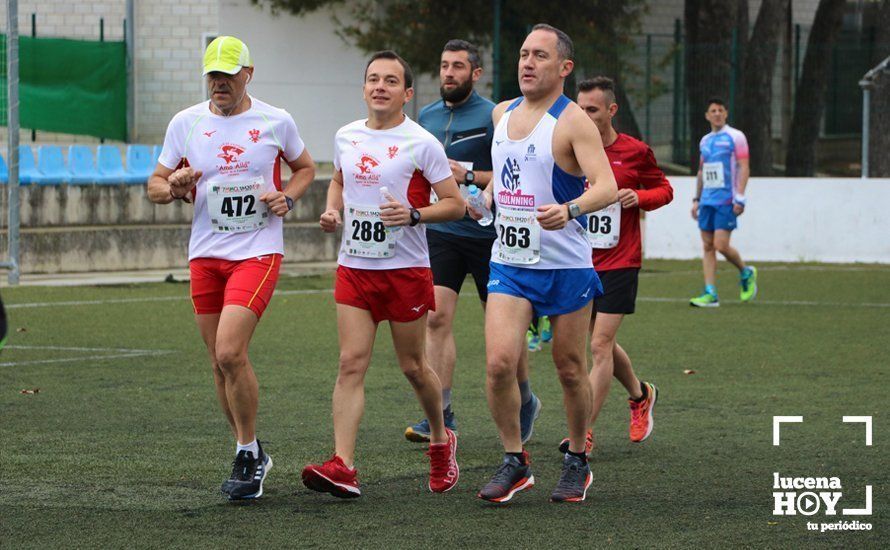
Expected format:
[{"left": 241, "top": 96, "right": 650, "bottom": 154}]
[{"left": 405, "top": 39, "right": 541, "bottom": 444}]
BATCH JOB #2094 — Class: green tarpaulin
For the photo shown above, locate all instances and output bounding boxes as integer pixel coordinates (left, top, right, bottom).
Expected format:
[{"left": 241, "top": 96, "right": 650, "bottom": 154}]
[{"left": 1, "top": 35, "right": 127, "bottom": 141}]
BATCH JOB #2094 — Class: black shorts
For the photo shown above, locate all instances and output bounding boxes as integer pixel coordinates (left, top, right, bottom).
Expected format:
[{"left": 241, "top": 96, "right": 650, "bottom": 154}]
[
  {"left": 593, "top": 268, "right": 639, "bottom": 315},
  {"left": 427, "top": 229, "right": 494, "bottom": 301}
]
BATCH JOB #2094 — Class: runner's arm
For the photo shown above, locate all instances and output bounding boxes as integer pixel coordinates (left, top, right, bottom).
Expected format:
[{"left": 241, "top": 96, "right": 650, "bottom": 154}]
[
  {"left": 567, "top": 108, "right": 618, "bottom": 214},
  {"left": 635, "top": 146, "right": 673, "bottom": 211},
  {"left": 735, "top": 157, "right": 750, "bottom": 197},
  {"left": 283, "top": 148, "right": 317, "bottom": 202},
  {"left": 419, "top": 176, "right": 465, "bottom": 223},
  {"left": 319, "top": 171, "right": 344, "bottom": 232},
  {"left": 147, "top": 163, "right": 201, "bottom": 204}
]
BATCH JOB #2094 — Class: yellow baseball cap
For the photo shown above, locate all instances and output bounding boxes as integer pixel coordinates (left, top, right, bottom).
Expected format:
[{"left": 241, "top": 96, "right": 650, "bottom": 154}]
[{"left": 203, "top": 36, "right": 253, "bottom": 76}]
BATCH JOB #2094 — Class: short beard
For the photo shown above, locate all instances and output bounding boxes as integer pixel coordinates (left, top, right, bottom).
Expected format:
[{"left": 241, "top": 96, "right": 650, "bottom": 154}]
[{"left": 440, "top": 79, "right": 473, "bottom": 104}]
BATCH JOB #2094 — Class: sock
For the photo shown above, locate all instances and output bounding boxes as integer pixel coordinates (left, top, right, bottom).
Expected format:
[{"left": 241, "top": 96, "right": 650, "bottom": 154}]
[
  {"left": 705, "top": 284, "right": 718, "bottom": 297},
  {"left": 518, "top": 380, "right": 532, "bottom": 405},
  {"left": 632, "top": 381, "right": 647, "bottom": 402},
  {"left": 506, "top": 451, "right": 526, "bottom": 465},
  {"left": 442, "top": 388, "right": 452, "bottom": 411},
  {"left": 566, "top": 450, "right": 588, "bottom": 464},
  {"left": 236, "top": 439, "right": 259, "bottom": 457}
]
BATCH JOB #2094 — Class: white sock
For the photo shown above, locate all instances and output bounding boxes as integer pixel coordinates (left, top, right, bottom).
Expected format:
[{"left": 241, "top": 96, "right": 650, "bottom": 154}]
[{"left": 236, "top": 439, "right": 259, "bottom": 457}]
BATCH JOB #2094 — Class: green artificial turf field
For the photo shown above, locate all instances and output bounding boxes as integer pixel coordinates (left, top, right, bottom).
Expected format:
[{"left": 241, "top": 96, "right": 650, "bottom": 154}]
[{"left": 1, "top": 260, "right": 887, "bottom": 548}]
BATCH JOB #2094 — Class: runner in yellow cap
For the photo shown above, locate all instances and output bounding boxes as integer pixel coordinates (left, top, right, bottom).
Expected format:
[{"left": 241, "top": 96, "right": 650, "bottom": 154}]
[{"left": 147, "top": 35, "right": 316, "bottom": 500}]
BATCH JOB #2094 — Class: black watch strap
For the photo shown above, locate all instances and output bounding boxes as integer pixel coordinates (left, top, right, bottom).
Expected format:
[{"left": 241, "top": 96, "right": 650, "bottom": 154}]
[{"left": 409, "top": 207, "right": 421, "bottom": 227}]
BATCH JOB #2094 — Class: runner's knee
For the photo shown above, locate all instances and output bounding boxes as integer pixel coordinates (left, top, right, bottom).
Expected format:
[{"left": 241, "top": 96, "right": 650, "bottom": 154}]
[
  {"left": 590, "top": 333, "right": 615, "bottom": 364},
  {"left": 337, "top": 351, "right": 369, "bottom": 380},
  {"left": 215, "top": 344, "right": 247, "bottom": 374},
  {"left": 399, "top": 359, "right": 427, "bottom": 387},
  {"left": 426, "top": 307, "right": 453, "bottom": 334},
  {"left": 553, "top": 350, "right": 587, "bottom": 387},
  {"left": 486, "top": 353, "right": 518, "bottom": 387}
]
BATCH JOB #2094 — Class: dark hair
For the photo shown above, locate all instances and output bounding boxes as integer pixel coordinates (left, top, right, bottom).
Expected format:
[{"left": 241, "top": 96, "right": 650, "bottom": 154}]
[
  {"left": 443, "top": 39, "right": 482, "bottom": 70},
  {"left": 531, "top": 23, "right": 573, "bottom": 60},
  {"left": 577, "top": 76, "right": 617, "bottom": 104},
  {"left": 706, "top": 97, "right": 727, "bottom": 109},
  {"left": 365, "top": 50, "right": 414, "bottom": 89}
]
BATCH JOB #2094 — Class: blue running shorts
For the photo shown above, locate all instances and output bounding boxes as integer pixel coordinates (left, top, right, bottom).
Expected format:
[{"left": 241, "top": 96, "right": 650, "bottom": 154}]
[
  {"left": 487, "top": 262, "right": 602, "bottom": 317},
  {"left": 698, "top": 204, "right": 737, "bottom": 232}
]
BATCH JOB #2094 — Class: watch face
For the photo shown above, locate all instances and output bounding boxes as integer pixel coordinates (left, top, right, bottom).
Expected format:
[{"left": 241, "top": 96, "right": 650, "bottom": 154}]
[{"left": 465, "top": 171, "right": 474, "bottom": 183}]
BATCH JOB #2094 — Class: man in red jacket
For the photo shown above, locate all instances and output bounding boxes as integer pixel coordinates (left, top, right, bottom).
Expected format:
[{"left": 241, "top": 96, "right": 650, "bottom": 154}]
[{"left": 559, "top": 77, "right": 674, "bottom": 454}]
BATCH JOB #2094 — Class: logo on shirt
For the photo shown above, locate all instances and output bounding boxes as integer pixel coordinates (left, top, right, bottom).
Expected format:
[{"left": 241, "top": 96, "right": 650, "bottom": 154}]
[
  {"left": 497, "top": 157, "right": 535, "bottom": 208},
  {"left": 216, "top": 143, "right": 250, "bottom": 175},
  {"left": 354, "top": 153, "right": 382, "bottom": 186},
  {"left": 203, "top": 130, "right": 217, "bottom": 138},
  {"left": 612, "top": 161, "right": 622, "bottom": 166},
  {"left": 524, "top": 144, "right": 537, "bottom": 162},
  {"left": 501, "top": 157, "right": 521, "bottom": 192},
  {"left": 248, "top": 129, "right": 260, "bottom": 143},
  {"left": 388, "top": 146, "right": 399, "bottom": 159}
]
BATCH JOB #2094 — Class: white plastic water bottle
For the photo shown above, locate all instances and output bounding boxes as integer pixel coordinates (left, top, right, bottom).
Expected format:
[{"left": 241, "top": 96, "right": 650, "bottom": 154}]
[
  {"left": 379, "top": 186, "right": 402, "bottom": 235},
  {"left": 467, "top": 185, "right": 493, "bottom": 226}
]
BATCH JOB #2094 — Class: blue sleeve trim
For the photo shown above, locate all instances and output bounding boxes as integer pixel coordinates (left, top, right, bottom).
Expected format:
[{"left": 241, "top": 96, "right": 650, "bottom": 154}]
[{"left": 547, "top": 95, "right": 571, "bottom": 119}]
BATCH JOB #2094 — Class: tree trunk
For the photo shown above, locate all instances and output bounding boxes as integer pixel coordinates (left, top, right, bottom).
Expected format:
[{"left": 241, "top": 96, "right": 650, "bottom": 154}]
[
  {"left": 867, "top": 0, "right": 890, "bottom": 177},
  {"left": 685, "top": 0, "right": 739, "bottom": 168},
  {"left": 738, "top": 0, "right": 790, "bottom": 176},
  {"left": 785, "top": 0, "right": 846, "bottom": 176}
]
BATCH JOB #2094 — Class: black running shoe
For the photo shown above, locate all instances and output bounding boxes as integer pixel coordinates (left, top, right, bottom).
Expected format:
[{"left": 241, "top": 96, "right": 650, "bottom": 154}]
[
  {"left": 221, "top": 442, "right": 272, "bottom": 500},
  {"left": 550, "top": 453, "right": 592, "bottom": 503},
  {"left": 477, "top": 450, "right": 535, "bottom": 503}
]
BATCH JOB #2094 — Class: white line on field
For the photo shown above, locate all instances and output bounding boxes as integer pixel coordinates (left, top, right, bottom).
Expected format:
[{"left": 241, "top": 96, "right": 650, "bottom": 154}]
[
  {"left": 0, "top": 346, "right": 172, "bottom": 367},
  {"left": 6, "top": 289, "right": 332, "bottom": 309},
  {"left": 5, "top": 288, "right": 889, "bottom": 309},
  {"left": 6, "top": 296, "right": 184, "bottom": 309},
  {"left": 636, "top": 296, "right": 890, "bottom": 308},
  {"left": 7, "top": 345, "right": 161, "bottom": 353}
]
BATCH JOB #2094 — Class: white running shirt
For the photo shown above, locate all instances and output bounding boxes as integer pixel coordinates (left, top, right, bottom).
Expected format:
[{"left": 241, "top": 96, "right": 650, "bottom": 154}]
[
  {"left": 159, "top": 97, "right": 305, "bottom": 261},
  {"left": 333, "top": 116, "right": 452, "bottom": 270},
  {"left": 490, "top": 95, "right": 592, "bottom": 270}
]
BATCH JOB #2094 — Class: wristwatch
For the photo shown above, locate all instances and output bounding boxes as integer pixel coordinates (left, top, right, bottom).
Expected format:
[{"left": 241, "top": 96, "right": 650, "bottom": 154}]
[
  {"left": 409, "top": 207, "right": 422, "bottom": 227},
  {"left": 464, "top": 170, "right": 475, "bottom": 185},
  {"left": 566, "top": 202, "right": 582, "bottom": 220},
  {"left": 285, "top": 196, "right": 294, "bottom": 211}
]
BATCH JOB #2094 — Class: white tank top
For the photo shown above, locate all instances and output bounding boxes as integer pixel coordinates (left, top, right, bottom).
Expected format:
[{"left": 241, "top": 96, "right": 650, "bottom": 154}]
[{"left": 490, "top": 95, "right": 592, "bottom": 270}]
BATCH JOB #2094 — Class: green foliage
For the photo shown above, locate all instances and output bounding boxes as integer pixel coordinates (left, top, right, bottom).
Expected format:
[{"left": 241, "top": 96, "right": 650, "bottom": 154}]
[{"left": 252, "top": 0, "right": 649, "bottom": 100}]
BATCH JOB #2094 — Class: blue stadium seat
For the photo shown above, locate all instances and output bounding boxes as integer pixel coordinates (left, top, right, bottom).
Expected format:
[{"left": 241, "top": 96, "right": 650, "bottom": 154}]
[
  {"left": 68, "top": 145, "right": 100, "bottom": 185},
  {"left": 96, "top": 145, "right": 127, "bottom": 184},
  {"left": 0, "top": 153, "right": 6, "bottom": 184},
  {"left": 35, "top": 145, "right": 70, "bottom": 185},
  {"left": 152, "top": 145, "right": 163, "bottom": 166},
  {"left": 18, "top": 146, "right": 39, "bottom": 185},
  {"left": 125, "top": 144, "right": 154, "bottom": 184}
]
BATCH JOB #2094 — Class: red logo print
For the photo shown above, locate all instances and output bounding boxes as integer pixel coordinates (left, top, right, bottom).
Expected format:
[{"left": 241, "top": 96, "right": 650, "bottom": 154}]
[
  {"left": 353, "top": 154, "right": 382, "bottom": 186},
  {"left": 249, "top": 129, "right": 260, "bottom": 143},
  {"left": 203, "top": 130, "right": 217, "bottom": 138},
  {"left": 217, "top": 144, "right": 245, "bottom": 165},
  {"left": 388, "top": 145, "right": 399, "bottom": 159},
  {"left": 356, "top": 154, "right": 380, "bottom": 175}
]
